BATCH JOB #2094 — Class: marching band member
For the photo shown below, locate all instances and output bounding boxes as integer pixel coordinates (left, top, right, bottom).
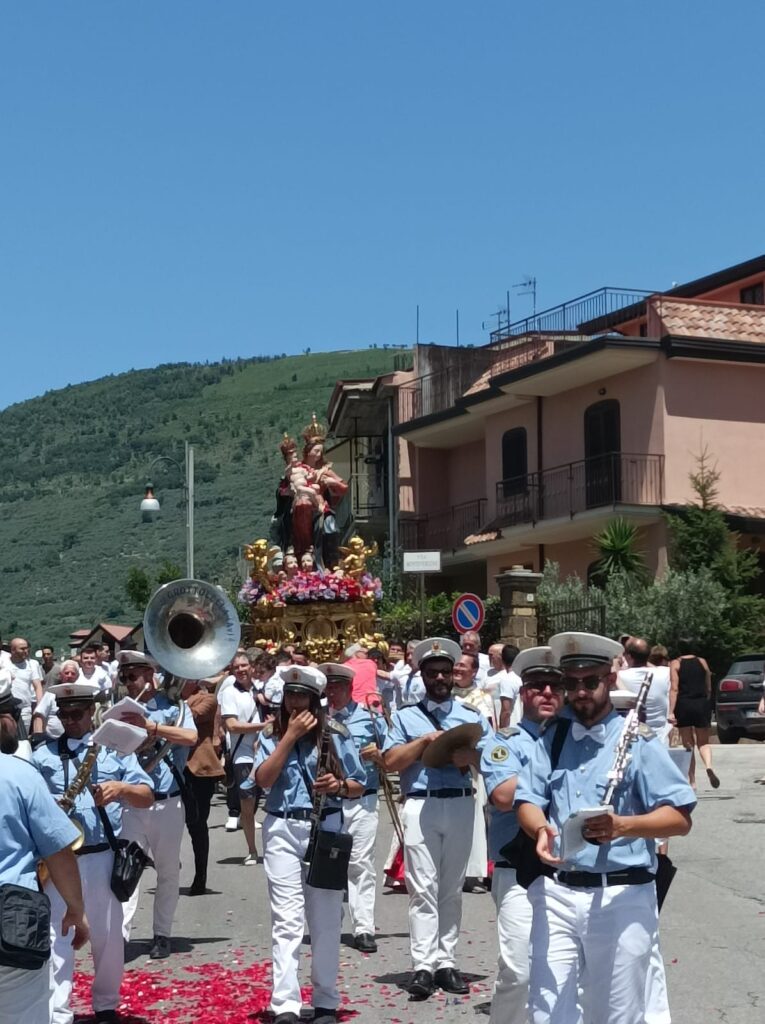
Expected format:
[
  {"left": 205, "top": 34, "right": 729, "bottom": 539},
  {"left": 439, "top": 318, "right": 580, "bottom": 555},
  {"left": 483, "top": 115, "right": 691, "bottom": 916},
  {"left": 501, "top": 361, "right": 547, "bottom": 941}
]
[
  {"left": 321, "top": 662, "right": 387, "bottom": 954},
  {"left": 383, "top": 637, "right": 491, "bottom": 1000},
  {"left": 32, "top": 682, "right": 153, "bottom": 1024},
  {"left": 480, "top": 647, "right": 565, "bottom": 1024},
  {"left": 515, "top": 632, "right": 697, "bottom": 1024},
  {"left": 254, "top": 665, "right": 365, "bottom": 1024},
  {"left": 0, "top": 738, "right": 89, "bottom": 1024},
  {"left": 117, "top": 651, "right": 197, "bottom": 960}
]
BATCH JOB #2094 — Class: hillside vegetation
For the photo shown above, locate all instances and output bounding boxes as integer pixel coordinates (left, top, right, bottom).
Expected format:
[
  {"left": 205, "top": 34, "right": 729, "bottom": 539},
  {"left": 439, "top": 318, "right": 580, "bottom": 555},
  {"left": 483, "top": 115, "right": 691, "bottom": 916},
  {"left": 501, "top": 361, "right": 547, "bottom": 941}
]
[{"left": 0, "top": 349, "right": 408, "bottom": 650}]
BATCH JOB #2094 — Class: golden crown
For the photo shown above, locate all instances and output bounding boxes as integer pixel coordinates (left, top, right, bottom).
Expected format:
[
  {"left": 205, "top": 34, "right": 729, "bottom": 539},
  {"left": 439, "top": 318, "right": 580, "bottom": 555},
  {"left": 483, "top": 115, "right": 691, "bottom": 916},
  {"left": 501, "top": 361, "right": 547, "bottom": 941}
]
[{"left": 301, "top": 413, "right": 327, "bottom": 447}]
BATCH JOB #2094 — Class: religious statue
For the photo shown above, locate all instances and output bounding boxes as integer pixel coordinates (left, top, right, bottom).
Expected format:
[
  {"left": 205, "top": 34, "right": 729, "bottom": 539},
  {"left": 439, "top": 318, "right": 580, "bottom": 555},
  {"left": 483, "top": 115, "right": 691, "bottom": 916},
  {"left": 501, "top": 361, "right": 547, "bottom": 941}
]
[
  {"left": 339, "top": 535, "right": 378, "bottom": 578},
  {"left": 269, "top": 413, "right": 351, "bottom": 570}
]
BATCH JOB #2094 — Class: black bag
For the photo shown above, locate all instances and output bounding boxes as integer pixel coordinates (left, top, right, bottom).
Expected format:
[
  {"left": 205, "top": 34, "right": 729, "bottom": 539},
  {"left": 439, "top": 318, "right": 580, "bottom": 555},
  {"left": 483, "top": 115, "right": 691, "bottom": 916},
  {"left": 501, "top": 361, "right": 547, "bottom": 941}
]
[
  {"left": 305, "top": 829, "right": 354, "bottom": 891},
  {"left": 499, "top": 719, "right": 571, "bottom": 890},
  {"left": 96, "top": 808, "right": 150, "bottom": 903},
  {"left": 0, "top": 884, "right": 51, "bottom": 969}
]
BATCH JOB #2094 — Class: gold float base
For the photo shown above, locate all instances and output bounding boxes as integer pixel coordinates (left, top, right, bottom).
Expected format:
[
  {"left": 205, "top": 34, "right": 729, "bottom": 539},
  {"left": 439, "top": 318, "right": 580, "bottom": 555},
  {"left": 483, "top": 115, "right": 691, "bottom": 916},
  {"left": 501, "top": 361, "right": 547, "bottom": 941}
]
[{"left": 244, "top": 600, "right": 380, "bottom": 661}]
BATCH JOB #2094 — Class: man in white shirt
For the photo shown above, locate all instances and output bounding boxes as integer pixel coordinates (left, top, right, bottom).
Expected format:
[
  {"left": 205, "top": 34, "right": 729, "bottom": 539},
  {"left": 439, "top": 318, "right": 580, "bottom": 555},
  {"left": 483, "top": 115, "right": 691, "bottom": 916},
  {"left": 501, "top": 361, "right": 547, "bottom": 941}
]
[
  {"left": 8, "top": 636, "right": 43, "bottom": 731},
  {"left": 460, "top": 631, "right": 490, "bottom": 687},
  {"left": 219, "top": 653, "right": 269, "bottom": 864},
  {"left": 77, "top": 644, "right": 112, "bottom": 693},
  {"left": 389, "top": 640, "right": 425, "bottom": 708},
  {"left": 496, "top": 645, "right": 522, "bottom": 728},
  {"left": 617, "top": 637, "right": 671, "bottom": 742}
]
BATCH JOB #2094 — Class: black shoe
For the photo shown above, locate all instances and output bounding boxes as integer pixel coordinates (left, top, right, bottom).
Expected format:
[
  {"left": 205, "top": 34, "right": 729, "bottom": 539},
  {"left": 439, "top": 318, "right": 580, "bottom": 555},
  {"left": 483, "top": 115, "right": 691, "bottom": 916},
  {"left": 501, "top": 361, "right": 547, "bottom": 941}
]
[
  {"left": 434, "top": 967, "right": 469, "bottom": 994},
  {"left": 188, "top": 878, "right": 207, "bottom": 896},
  {"left": 95, "top": 1012, "right": 119, "bottom": 1023},
  {"left": 312, "top": 1008, "right": 337, "bottom": 1024},
  {"left": 273, "top": 1014, "right": 299, "bottom": 1024},
  {"left": 149, "top": 935, "right": 171, "bottom": 959},
  {"left": 355, "top": 932, "right": 378, "bottom": 953},
  {"left": 408, "top": 969, "right": 435, "bottom": 1000}
]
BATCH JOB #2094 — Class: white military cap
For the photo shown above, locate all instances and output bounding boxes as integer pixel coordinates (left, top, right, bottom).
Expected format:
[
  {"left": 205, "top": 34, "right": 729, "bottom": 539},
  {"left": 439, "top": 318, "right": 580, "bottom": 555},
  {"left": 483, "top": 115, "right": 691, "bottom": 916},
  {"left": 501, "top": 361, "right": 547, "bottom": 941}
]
[
  {"left": 549, "top": 632, "right": 622, "bottom": 670},
  {"left": 282, "top": 665, "right": 327, "bottom": 695},
  {"left": 319, "top": 663, "right": 355, "bottom": 684},
  {"left": 117, "top": 650, "right": 156, "bottom": 670},
  {"left": 412, "top": 637, "right": 461, "bottom": 670},
  {"left": 513, "top": 646, "right": 561, "bottom": 680},
  {"left": 48, "top": 682, "right": 100, "bottom": 704}
]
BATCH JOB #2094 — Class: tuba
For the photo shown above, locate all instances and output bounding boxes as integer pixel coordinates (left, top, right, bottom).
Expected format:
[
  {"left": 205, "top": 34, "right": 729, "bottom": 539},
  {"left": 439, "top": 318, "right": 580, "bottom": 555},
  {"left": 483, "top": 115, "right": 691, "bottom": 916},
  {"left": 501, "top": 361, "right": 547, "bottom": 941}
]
[{"left": 143, "top": 578, "right": 241, "bottom": 681}]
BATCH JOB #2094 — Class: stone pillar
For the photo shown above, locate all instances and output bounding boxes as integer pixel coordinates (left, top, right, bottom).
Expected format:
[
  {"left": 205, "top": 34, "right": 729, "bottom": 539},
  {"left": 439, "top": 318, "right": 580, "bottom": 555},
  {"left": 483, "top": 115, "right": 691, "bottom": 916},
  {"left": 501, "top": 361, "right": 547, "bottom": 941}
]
[{"left": 495, "top": 565, "right": 543, "bottom": 651}]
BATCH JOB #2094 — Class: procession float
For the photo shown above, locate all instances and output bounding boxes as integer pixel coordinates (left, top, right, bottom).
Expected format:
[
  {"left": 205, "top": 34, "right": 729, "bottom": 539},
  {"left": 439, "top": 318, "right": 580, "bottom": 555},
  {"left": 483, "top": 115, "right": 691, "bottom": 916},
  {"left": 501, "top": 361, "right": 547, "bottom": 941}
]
[{"left": 238, "top": 414, "right": 383, "bottom": 660}]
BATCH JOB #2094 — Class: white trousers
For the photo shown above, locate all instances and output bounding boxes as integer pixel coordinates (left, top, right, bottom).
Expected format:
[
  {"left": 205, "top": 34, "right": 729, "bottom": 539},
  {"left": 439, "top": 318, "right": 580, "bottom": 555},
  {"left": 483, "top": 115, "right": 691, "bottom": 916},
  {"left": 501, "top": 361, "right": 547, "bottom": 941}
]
[
  {"left": 121, "top": 796, "right": 185, "bottom": 939},
  {"left": 528, "top": 875, "right": 658, "bottom": 1024},
  {"left": 262, "top": 813, "right": 344, "bottom": 1016},
  {"left": 402, "top": 794, "right": 474, "bottom": 972},
  {"left": 46, "top": 849, "right": 124, "bottom": 1024},
  {"left": 489, "top": 866, "right": 532, "bottom": 1024},
  {"left": 0, "top": 964, "right": 51, "bottom": 1024},
  {"left": 466, "top": 774, "right": 488, "bottom": 879},
  {"left": 342, "top": 794, "right": 379, "bottom": 936}
]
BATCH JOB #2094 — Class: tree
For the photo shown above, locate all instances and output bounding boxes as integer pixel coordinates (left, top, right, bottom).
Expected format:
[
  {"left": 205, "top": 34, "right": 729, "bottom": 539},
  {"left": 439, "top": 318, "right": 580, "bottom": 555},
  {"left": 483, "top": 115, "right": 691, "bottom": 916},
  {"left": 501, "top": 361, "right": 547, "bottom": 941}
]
[
  {"left": 590, "top": 517, "right": 647, "bottom": 586},
  {"left": 125, "top": 567, "right": 152, "bottom": 612},
  {"left": 156, "top": 560, "right": 183, "bottom": 586}
]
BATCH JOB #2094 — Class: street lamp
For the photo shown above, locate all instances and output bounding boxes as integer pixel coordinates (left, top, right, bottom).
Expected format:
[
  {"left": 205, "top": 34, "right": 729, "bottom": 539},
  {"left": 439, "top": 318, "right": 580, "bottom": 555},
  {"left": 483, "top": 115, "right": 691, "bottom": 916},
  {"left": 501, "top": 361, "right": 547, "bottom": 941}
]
[{"left": 139, "top": 441, "right": 195, "bottom": 579}]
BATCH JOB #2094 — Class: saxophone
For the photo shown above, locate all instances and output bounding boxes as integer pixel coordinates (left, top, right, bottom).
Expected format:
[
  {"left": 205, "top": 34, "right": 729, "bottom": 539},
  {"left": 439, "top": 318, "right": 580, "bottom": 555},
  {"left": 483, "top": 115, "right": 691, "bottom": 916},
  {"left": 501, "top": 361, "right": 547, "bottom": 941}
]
[{"left": 38, "top": 743, "right": 99, "bottom": 884}]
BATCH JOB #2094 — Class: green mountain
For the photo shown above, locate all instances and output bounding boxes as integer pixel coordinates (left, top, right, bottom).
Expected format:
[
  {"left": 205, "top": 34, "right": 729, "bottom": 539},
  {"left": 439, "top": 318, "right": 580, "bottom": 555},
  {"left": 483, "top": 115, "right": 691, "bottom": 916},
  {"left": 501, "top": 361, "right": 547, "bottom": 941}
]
[{"left": 0, "top": 348, "right": 409, "bottom": 651}]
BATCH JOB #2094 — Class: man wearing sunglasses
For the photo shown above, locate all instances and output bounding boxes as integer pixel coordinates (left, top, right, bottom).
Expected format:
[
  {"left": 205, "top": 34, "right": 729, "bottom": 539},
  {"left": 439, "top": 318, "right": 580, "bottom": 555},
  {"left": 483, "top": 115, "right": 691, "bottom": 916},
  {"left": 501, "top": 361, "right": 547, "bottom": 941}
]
[
  {"left": 515, "top": 632, "right": 696, "bottom": 1024},
  {"left": 116, "top": 650, "right": 197, "bottom": 960},
  {"left": 383, "top": 637, "right": 491, "bottom": 1001},
  {"left": 32, "top": 682, "right": 153, "bottom": 1024},
  {"left": 480, "top": 646, "right": 565, "bottom": 1024}
]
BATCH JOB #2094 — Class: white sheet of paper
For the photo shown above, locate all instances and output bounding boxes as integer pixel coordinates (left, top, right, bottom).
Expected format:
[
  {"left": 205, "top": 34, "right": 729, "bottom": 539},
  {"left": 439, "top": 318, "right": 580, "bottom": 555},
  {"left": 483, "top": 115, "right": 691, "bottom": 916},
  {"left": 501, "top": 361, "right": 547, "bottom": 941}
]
[
  {"left": 92, "top": 718, "right": 147, "bottom": 755},
  {"left": 101, "top": 696, "right": 148, "bottom": 722},
  {"left": 559, "top": 806, "right": 613, "bottom": 862}
]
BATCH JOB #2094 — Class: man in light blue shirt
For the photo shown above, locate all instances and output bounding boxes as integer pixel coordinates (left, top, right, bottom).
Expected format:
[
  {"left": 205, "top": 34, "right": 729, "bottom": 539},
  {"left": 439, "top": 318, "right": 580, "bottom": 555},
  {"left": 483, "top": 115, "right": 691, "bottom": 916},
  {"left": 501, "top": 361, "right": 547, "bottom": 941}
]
[
  {"left": 515, "top": 632, "right": 696, "bottom": 1024},
  {"left": 383, "top": 637, "right": 491, "bottom": 1000},
  {"left": 480, "top": 646, "right": 565, "bottom": 1024},
  {"left": 0, "top": 752, "right": 89, "bottom": 1024},
  {"left": 117, "top": 650, "right": 197, "bottom": 960},
  {"left": 323, "top": 662, "right": 388, "bottom": 954}
]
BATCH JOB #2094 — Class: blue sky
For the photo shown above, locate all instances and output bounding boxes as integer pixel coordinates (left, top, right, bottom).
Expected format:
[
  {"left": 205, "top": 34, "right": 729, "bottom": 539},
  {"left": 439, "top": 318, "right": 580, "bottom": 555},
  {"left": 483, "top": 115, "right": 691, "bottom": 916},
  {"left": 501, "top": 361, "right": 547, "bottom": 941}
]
[{"left": 2, "top": 2, "right": 764, "bottom": 407}]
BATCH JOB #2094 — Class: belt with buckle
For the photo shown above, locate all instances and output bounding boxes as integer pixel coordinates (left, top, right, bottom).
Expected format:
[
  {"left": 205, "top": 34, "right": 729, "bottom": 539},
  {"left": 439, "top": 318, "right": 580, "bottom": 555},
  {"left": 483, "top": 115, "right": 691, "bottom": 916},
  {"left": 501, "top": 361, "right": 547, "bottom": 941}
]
[
  {"left": 76, "top": 843, "right": 111, "bottom": 856},
  {"left": 556, "top": 868, "right": 655, "bottom": 888},
  {"left": 268, "top": 807, "right": 341, "bottom": 822},
  {"left": 408, "top": 788, "right": 473, "bottom": 799},
  {"left": 154, "top": 789, "right": 181, "bottom": 801}
]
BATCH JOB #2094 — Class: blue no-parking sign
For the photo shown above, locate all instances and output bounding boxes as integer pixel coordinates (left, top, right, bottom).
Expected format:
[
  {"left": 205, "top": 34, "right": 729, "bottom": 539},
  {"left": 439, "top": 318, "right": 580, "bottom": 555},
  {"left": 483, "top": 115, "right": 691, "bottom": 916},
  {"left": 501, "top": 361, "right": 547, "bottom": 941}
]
[{"left": 452, "top": 593, "right": 485, "bottom": 634}]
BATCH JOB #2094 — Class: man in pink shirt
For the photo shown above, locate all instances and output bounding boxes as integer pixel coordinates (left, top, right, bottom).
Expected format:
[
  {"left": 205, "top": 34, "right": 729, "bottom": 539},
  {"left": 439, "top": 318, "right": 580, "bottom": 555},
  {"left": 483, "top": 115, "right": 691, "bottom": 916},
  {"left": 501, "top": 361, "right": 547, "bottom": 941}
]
[{"left": 345, "top": 645, "right": 378, "bottom": 705}]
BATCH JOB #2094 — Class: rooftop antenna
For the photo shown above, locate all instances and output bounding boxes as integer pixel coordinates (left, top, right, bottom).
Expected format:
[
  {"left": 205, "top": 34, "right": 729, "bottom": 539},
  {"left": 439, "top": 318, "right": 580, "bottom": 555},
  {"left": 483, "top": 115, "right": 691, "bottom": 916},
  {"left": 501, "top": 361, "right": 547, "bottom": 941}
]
[
  {"left": 416, "top": 304, "right": 420, "bottom": 345},
  {"left": 456, "top": 308, "right": 460, "bottom": 346},
  {"left": 482, "top": 290, "right": 511, "bottom": 338},
  {"left": 514, "top": 275, "right": 537, "bottom": 317}
]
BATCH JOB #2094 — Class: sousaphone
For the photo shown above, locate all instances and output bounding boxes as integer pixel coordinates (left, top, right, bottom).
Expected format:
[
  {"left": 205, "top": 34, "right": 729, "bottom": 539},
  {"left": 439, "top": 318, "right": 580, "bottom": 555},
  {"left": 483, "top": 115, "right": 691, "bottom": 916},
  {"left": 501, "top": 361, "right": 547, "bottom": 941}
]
[{"left": 143, "top": 578, "right": 241, "bottom": 680}]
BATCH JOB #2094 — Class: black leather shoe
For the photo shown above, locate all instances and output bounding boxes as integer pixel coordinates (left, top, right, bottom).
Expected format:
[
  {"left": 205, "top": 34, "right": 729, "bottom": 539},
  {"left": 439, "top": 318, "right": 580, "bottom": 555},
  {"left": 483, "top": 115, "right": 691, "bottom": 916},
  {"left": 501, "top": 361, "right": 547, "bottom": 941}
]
[
  {"left": 273, "top": 1014, "right": 299, "bottom": 1024},
  {"left": 188, "top": 878, "right": 207, "bottom": 896},
  {"left": 434, "top": 967, "right": 469, "bottom": 994},
  {"left": 312, "top": 1008, "right": 337, "bottom": 1023},
  {"left": 408, "top": 969, "right": 435, "bottom": 999},
  {"left": 149, "top": 935, "right": 171, "bottom": 959},
  {"left": 355, "top": 932, "right": 378, "bottom": 953},
  {"left": 95, "top": 1012, "right": 119, "bottom": 1023}
]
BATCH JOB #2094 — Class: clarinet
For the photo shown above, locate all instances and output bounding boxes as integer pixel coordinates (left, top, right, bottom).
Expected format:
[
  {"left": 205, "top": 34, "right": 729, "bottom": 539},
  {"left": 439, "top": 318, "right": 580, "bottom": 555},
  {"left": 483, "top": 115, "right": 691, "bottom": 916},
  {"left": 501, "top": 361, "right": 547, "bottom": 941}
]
[
  {"left": 602, "top": 672, "right": 653, "bottom": 806},
  {"left": 304, "top": 719, "right": 334, "bottom": 865}
]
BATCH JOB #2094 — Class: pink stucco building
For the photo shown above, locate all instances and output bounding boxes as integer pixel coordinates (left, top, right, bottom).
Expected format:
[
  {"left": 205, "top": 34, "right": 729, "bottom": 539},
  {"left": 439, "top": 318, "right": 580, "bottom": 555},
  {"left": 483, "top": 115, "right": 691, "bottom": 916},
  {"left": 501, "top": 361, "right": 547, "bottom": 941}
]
[{"left": 327, "top": 255, "right": 765, "bottom": 597}]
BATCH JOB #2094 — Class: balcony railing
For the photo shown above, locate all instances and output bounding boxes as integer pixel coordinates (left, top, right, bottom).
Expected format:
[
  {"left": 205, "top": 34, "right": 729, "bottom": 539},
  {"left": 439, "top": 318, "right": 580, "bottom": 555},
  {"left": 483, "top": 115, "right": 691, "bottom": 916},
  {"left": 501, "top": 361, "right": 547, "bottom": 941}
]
[
  {"left": 399, "top": 498, "right": 487, "bottom": 552},
  {"left": 490, "top": 287, "right": 653, "bottom": 343},
  {"left": 495, "top": 453, "right": 664, "bottom": 527}
]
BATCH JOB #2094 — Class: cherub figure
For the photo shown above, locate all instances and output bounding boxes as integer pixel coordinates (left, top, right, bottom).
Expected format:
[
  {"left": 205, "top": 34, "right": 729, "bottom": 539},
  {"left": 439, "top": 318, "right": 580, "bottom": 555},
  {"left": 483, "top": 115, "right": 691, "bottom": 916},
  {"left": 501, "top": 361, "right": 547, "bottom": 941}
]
[
  {"left": 338, "top": 535, "right": 378, "bottom": 578},
  {"left": 283, "top": 546, "right": 299, "bottom": 578},
  {"left": 245, "top": 539, "right": 279, "bottom": 591},
  {"left": 300, "top": 547, "right": 316, "bottom": 573}
]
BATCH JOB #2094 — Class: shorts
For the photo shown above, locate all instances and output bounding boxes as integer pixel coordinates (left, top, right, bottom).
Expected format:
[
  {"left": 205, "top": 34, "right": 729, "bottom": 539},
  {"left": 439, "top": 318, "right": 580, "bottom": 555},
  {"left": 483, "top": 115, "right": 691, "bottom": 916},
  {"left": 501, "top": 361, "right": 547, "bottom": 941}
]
[{"left": 233, "top": 761, "right": 260, "bottom": 801}]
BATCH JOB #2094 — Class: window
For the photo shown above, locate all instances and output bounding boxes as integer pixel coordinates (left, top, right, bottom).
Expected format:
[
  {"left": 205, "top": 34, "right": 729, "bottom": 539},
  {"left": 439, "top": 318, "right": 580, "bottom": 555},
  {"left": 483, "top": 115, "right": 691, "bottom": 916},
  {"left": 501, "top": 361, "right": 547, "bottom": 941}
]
[
  {"left": 740, "top": 282, "right": 764, "bottom": 305},
  {"left": 501, "top": 428, "right": 528, "bottom": 496}
]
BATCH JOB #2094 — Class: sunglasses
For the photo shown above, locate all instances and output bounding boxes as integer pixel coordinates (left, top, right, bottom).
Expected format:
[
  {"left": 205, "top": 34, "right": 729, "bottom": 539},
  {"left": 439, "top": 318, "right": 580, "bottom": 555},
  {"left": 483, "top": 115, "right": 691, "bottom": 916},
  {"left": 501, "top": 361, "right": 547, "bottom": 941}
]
[
  {"left": 57, "top": 707, "right": 88, "bottom": 720},
  {"left": 523, "top": 679, "right": 566, "bottom": 694},
  {"left": 120, "top": 670, "right": 145, "bottom": 682},
  {"left": 562, "top": 674, "right": 607, "bottom": 692}
]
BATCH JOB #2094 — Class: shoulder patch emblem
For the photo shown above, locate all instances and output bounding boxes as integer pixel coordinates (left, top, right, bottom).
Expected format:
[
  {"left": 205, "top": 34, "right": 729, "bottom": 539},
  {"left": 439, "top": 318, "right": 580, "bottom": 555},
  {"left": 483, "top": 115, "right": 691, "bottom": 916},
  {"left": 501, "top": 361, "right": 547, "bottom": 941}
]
[{"left": 490, "top": 745, "right": 509, "bottom": 763}]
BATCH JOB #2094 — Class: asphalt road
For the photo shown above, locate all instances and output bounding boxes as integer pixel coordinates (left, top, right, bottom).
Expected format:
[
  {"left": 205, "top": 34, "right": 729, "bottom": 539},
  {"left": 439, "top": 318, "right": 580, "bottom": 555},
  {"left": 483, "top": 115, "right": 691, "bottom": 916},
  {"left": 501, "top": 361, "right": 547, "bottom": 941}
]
[{"left": 72, "top": 744, "right": 765, "bottom": 1023}]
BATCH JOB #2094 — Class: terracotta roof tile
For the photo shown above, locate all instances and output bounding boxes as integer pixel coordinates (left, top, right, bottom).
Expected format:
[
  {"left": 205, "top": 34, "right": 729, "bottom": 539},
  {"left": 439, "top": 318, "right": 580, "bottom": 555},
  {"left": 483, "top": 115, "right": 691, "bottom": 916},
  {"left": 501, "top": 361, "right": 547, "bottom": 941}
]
[{"left": 648, "top": 296, "right": 765, "bottom": 342}]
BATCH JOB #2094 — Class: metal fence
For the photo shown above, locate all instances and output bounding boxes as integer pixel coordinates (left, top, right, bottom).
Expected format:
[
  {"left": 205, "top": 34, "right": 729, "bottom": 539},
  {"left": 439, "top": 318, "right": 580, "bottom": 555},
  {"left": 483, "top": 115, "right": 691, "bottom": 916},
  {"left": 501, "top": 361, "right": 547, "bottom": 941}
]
[{"left": 538, "top": 596, "right": 607, "bottom": 643}]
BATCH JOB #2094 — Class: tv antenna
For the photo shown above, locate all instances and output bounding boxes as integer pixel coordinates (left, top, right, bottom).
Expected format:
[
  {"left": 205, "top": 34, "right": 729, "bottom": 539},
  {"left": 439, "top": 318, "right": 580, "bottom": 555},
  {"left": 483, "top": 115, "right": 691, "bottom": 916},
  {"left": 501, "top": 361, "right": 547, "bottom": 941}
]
[
  {"left": 482, "top": 289, "right": 512, "bottom": 336},
  {"left": 514, "top": 276, "right": 537, "bottom": 316}
]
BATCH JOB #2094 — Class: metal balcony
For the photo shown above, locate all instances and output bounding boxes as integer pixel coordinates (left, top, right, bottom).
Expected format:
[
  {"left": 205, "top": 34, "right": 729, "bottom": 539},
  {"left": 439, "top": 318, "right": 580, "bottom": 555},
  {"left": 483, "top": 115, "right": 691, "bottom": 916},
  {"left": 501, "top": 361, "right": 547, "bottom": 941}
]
[
  {"left": 495, "top": 453, "right": 664, "bottom": 526},
  {"left": 399, "top": 498, "right": 487, "bottom": 552}
]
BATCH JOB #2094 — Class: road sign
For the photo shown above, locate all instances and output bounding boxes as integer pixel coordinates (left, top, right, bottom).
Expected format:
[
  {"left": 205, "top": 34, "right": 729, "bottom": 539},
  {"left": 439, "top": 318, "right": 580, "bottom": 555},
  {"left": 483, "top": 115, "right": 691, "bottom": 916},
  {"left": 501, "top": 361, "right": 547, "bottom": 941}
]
[
  {"left": 452, "top": 593, "right": 485, "bottom": 634},
  {"left": 403, "top": 551, "right": 442, "bottom": 573}
]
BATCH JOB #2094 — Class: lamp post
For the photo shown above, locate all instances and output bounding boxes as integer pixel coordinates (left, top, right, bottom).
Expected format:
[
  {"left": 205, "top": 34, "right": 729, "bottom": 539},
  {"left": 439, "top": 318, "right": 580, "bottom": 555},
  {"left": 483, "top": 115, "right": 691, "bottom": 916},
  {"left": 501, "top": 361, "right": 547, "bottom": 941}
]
[{"left": 139, "top": 441, "right": 195, "bottom": 579}]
